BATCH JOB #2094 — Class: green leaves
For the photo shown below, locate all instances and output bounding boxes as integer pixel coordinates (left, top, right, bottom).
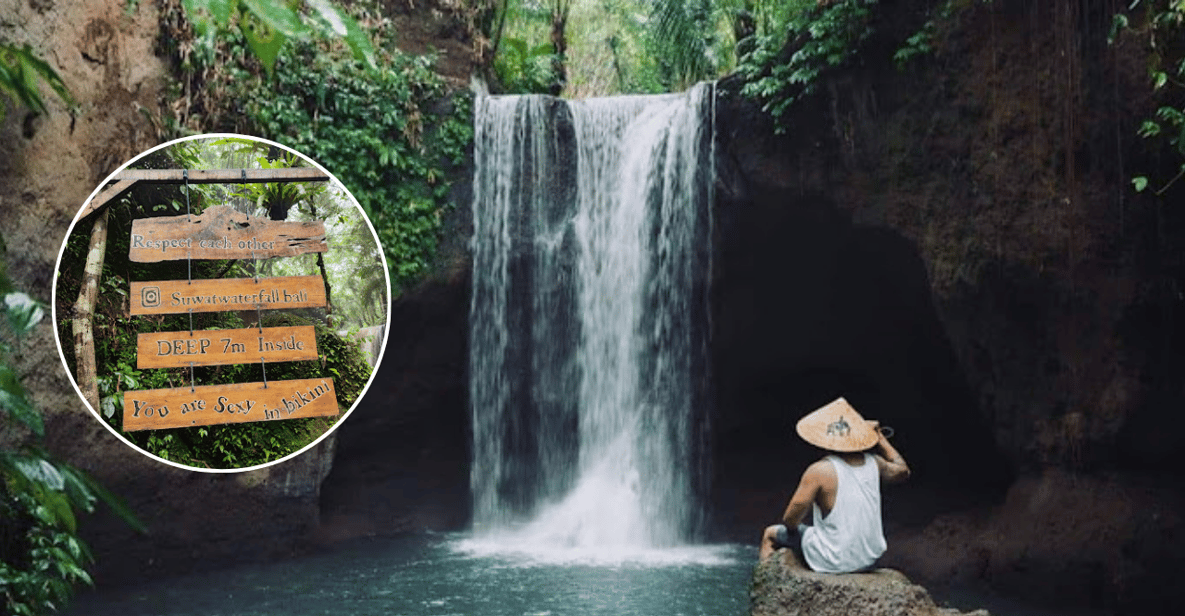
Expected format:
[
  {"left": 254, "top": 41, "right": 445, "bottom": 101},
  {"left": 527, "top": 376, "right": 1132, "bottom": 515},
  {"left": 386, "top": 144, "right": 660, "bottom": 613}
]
[
  {"left": 649, "top": 0, "right": 722, "bottom": 90},
  {"left": 0, "top": 291, "right": 46, "bottom": 436},
  {"left": 306, "top": 0, "right": 375, "bottom": 70},
  {"left": 1123, "top": 0, "right": 1185, "bottom": 194},
  {"left": 894, "top": 18, "right": 936, "bottom": 70},
  {"left": 1108, "top": 13, "right": 1129, "bottom": 44},
  {"left": 738, "top": 0, "right": 877, "bottom": 131},
  {"left": 239, "top": 8, "right": 287, "bottom": 73},
  {"left": 4, "top": 292, "right": 45, "bottom": 336},
  {"left": 1, "top": 446, "right": 143, "bottom": 614},
  {"left": 224, "top": 35, "right": 471, "bottom": 294},
  {"left": 495, "top": 36, "right": 561, "bottom": 94},
  {"left": 2, "top": 455, "right": 64, "bottom": 492},
  {"left": 1, "top": 450, "right": 138, "bottom": 614},
  {"left": 0, "top": 42, "right": 76, "bottom": 122},
  {"left": 183, "top": 0, "right": 375, "bottom": 74},
  {"left": 1139, "top": 119, "right": 1162, "bottom": 138},
  {"left": 2, "top": 255, "right": 144, "bottom": 615},
  {"left": 0, "top": 364, "right": 41, "bottom": 436},
  {"left": 209, "top": 137, "right": 329, "bottom": 218},
  {"left": 241, "top": 0, "right": 304, "bottom": 36}
]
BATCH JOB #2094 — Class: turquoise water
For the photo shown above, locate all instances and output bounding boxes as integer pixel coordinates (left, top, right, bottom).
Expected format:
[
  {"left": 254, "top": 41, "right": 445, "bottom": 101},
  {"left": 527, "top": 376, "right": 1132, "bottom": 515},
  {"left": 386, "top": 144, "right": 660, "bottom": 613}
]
[{"left": 67, "top": 534, "right": 755, "bottom": 616}]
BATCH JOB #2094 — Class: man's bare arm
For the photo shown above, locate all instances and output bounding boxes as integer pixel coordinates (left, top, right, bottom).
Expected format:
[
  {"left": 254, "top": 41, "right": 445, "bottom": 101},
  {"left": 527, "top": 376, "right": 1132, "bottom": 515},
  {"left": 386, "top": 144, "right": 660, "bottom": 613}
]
[
  {"left": 780, "top": 462, "right": 824, "bottom": 526},
  {"left": 870, "top": 423, "right": 910, "bottom": 483}
]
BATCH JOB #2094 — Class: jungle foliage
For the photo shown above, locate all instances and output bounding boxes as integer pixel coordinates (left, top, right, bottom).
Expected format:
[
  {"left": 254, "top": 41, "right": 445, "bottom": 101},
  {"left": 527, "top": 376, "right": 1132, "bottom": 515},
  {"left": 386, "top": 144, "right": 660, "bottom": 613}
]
[
  {"left": 182, "top": 0, "right": 375, "bottom": 74},
  {"left": 735, "top": 0, "right": 876, "bottom": 129},
  {"left": 1113, "top": 0, "right": 1185, "bottom": 195},
  {"left": 487, "top": 0, "right": 887, "bottom": 113},
  {"left": 1, "top": 246, "right": 143, "bottom": 616},
  {"left": 489, "top": 0, "right": 740, "bottom": 95},
  {"left": 1, "top": 35, "right": 138, "bottom": 616},
  {"left": 0, "top": 42, "right": 75, "bottom": 123},
  {"left": 165, "top": 0, "right": 472, "bottom": 295},
  {"left": 237, "top": 41, "right": 472, "bottom": 290},
  {"left": 54, "top": 139, "right": 380, "bottom": 469}
]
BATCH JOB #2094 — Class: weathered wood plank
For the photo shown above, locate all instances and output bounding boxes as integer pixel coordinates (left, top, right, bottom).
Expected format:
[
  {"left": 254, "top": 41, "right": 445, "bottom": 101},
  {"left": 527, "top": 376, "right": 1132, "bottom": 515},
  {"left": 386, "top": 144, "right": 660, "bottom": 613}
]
[
  {"left": 76, "top": 178, "right": 137, "bottom": 222},
  {"left": 136, "top": 326, "right": 319, "bottom": 369},
  {"left": 129, "top": 205, "right": 326, "bottom": 262},
  {"left": 116, "top": 168, "right": 330, "bottom": 184},
  {"left": 129, "top": 276, "right": 327, "bottom": 315},
  {"left": 76, "top": 167, "right": 330, "bottom": 223},
  {"left": 122, "top": 378, "right": 338, "bottom": 431}
]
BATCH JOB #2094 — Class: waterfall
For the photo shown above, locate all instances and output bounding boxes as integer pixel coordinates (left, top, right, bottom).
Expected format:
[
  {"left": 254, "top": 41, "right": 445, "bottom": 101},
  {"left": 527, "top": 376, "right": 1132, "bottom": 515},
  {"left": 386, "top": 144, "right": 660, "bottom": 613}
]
[{"left": 470, "top": 84, "right": 714, "bottom": 551}]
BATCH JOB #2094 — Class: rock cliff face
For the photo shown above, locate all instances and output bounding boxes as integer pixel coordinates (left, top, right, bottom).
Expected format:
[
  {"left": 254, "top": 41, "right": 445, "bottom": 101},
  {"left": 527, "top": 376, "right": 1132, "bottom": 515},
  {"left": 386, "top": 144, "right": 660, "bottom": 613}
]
[
  {"left": 317, "top": 267, "right": 472, "bottom": 541},
  {"left": 717, "top": 1, "right": 1185, "bottom": 614}
]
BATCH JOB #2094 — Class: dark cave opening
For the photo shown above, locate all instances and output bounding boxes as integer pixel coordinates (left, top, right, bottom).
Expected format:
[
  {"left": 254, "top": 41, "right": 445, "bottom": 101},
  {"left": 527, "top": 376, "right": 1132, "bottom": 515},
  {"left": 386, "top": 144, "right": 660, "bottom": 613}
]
[{"left": 708, "top": 189, "right": 1014, "bottom": 540}]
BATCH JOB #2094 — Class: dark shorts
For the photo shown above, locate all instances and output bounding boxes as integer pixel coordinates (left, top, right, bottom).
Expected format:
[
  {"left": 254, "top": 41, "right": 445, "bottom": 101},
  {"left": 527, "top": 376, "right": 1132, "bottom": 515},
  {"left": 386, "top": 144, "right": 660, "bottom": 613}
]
[
  {"left": 771, "top": 524, "right": 807, "bottom": 561},
  {"left": 767, "top": 525, "right": 815, "bottom": 570}
]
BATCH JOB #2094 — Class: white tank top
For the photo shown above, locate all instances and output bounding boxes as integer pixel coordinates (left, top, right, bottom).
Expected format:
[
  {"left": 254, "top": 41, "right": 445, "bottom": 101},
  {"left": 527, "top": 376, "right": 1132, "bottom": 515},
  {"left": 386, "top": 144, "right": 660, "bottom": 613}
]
[{"left": 800, "top": 453, "right": 887, "bottom": 573}]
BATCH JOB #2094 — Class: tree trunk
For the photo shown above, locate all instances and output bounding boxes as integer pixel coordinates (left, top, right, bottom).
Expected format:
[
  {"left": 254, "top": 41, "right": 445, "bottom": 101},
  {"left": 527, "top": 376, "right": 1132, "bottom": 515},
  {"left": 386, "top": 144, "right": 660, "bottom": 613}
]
[
  {"left": 317, "top": 251, "right": 334, "bottom": 323},
  {"left": 73, "top": 208, "right": 109, "bottom": 410},
  {"left": 308, "top": 203, "right": 334, "bottom": 323},
  {"left": 549, "top": 0, "right": 571, "bottom": 96}
]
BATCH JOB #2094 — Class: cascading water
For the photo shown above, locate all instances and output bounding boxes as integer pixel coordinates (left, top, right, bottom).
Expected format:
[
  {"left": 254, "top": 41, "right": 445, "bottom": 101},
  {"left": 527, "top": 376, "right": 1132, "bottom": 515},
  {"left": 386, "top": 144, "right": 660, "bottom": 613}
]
[{"left": 469, "top": 84, "right": 714, "bottom": 555}]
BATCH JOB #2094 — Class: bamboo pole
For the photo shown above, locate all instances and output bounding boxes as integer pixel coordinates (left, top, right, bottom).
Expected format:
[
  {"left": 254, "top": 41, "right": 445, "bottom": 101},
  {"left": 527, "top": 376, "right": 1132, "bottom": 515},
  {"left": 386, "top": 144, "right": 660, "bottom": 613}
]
[{"left": 72, "top": 208, "right": 110, "bottom": 410}]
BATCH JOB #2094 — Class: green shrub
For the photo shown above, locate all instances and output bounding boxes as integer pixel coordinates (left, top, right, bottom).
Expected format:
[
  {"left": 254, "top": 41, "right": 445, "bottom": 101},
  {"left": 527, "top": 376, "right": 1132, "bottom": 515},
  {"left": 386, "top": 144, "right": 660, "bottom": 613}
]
[
  {"left": 736, "top": 0, "right": 878, "bottom": 130},
  {"left": 178, "top": 15, "right": 473, "bottom": 295},
  {"left": 2, "top": 253, "right": 142, "bottom": 616}
]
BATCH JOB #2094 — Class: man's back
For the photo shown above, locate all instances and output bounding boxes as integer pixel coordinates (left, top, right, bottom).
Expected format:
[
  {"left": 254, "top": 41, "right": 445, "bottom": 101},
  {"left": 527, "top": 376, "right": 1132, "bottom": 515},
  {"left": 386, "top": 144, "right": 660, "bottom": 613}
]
[{"left": 800, "top": 453, "right": 886, "bottom": 573}]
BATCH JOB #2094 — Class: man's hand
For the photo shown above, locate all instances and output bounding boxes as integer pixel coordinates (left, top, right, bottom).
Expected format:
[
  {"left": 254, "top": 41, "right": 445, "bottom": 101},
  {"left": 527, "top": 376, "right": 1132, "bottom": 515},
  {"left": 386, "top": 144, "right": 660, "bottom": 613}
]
[{"left": 869, "top": 419, "right": 910, "bottom": 483}]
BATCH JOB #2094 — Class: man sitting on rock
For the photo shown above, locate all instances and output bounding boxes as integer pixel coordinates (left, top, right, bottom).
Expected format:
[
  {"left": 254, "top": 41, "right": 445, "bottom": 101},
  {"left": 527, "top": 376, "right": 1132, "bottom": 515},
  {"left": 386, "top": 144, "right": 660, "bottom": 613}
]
[{"left": 759, "top": 397, "right": 910, "bottom": 572}]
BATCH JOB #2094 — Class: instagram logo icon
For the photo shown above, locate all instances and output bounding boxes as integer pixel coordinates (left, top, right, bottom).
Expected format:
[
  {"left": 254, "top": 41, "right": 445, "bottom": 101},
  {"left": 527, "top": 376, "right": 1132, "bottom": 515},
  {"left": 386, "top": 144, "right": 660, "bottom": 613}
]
[{"left": 141, "top": 286, "right": 160, "bottom": 308}]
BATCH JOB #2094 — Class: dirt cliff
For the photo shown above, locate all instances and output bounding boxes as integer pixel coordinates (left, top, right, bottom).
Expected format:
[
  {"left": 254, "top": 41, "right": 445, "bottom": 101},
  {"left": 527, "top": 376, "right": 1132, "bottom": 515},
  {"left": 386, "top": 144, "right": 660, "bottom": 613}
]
[{"left": 0, "top": 0, "right": 479, "bottom": 586}]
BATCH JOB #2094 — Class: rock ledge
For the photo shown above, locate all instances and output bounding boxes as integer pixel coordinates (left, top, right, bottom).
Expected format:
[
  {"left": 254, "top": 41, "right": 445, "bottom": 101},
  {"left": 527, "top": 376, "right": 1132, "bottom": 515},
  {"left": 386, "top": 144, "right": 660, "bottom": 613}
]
[{"left": 751, "top": 549, "right": 988, "bottom": 616}]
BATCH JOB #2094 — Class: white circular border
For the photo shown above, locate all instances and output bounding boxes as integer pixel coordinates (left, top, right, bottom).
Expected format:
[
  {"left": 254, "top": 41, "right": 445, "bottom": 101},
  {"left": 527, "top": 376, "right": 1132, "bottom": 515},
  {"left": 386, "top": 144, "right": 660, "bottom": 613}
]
[{"left": 51, "top": 133, "right": 393, "bottom": 474}]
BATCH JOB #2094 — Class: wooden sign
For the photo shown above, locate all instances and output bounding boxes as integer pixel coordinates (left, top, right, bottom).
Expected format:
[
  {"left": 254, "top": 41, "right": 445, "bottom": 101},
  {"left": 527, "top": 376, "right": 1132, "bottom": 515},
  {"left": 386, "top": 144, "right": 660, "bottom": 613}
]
[
  {"left": 122, "top": 378, "right": 338, "bottom": 431},
  {"left": 129, "top": 276, "right": 327, "bottom": 315},
  {"left": 129, "top": 205, "right": 327, "bottom": 262},
  {"left": 136, "top": 326, "right": 319, "bottom": 369}
]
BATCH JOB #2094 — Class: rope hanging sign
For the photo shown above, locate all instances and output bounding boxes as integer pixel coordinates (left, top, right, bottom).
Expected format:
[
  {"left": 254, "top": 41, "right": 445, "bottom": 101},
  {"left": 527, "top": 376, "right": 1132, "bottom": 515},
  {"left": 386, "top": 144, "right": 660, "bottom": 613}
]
[
  {"left": 128, "top": 205, "right": 327, "bottom": 262},
  {"left": 128, "top": 276, "right": 327, "bottom": 315},
  {"left": 121, "top": 176, "right": 339, "bottom": 432}
]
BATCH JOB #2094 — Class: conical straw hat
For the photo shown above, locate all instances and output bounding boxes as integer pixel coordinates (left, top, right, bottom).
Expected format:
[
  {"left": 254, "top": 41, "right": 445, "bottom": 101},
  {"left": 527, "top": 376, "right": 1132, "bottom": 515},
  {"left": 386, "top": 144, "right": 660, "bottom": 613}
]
[{"left": 795, "top": 397, "right": 878, "bottom": 452}]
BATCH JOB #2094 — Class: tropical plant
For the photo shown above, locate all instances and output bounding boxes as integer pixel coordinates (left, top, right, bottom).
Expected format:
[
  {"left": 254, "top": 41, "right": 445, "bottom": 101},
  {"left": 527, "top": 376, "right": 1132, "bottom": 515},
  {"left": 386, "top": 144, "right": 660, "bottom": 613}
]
[
  {"left": 649, "top": 0, "right": 727, "bottom": 90},
  {"left": 1113, "top": 0, "right": 1185, "bottom": 195},
  {"left": 493, "top": 0, "right": 740, "bottom": 96},
  {"left": 212, "top": 137, "right": 331, "bottom": 220},
  {"left": 0, "top": 42, "right": 75, "bottom": 122},
  {"left": 182, "top": 0, "right": 375, "bottom": 74},
  {"left": 220, "top": 33, "right": 472, "bottom": 293},
  {"left": 736, "top": 0, "right": 878, "bottom": 129},
  {"left": 1, "top": 243, "right": 143, "bottom": 616},
  {"left": 495, "top": 36, "right": 562, "bottom": 93},
  {"left": 165, "top": 0, "right": 472, "bottom": 295}
]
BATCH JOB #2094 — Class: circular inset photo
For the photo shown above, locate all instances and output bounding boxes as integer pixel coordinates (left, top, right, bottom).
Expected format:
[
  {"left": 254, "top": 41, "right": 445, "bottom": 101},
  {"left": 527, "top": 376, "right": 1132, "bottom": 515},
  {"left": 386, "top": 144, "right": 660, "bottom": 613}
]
[{"left": 52, "top": 134, "right": 390, "bottom": 472}]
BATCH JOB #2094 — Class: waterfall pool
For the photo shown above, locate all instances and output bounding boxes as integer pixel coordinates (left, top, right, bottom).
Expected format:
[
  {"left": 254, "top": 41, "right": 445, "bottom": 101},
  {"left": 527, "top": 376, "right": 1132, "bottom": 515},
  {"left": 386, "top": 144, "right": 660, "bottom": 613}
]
[{"left": 66, "top": 534, "right": 755, "bottom": 616}]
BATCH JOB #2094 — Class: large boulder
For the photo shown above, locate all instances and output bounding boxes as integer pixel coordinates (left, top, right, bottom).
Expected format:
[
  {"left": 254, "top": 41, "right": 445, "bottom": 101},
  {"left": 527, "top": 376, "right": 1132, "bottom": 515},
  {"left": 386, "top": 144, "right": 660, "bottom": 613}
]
[{"left": 751, "top": 549, "right": 988, "bottom": 616}]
